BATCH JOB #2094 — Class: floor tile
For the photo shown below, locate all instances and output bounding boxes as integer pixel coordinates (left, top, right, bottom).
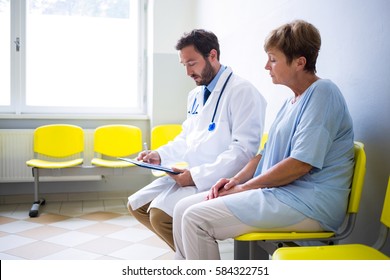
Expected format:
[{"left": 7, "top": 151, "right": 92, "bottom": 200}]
[
  {"left": 0, "top": 216, "right": 17, "bottom": 225},
  {"left": 0, "top": 235, "right": 36, "bottom": 251},
  {"left": 0, "top": 252, "right": 25, "bottom": 260},
  {"left": 23, "top": 213, "right": 69, "bottom": 224},
  {"left": 78, "top": 211, "right": 122, "bottom": 221},
  {"left": 103, "top": 215, "right": 139, "bottom": 227},
  {"left": 0, "top": 220, "right": 43, "bottom": 234},
  {"left": 44, "top": 231, "right": 99, "bottom": 247},
  {"left": 0, "top": 198, "right": 234, "bottom": 260},
  {"left": 5, "top": 241, "right": 66, "bottom": 260},
  {"left": 78, "top": 222, "right": 125, "bottom": 236},
  {"left": 75, "top": 237, "right": 132, "bottom": 255},
  {"left": 2, "top": 204, "right": 31, "bottom": 219},
  {"left": 106, "top": 227, "right": 154, "bottom": 243},
  {"left": 154, "top": 251, "right": 176, "bottom": 260},
  {"left": 49, "top": 218, "right": 98, "bottom": 230},
  {"left": 17, "top": 225, "right": 68, "bottom": 240},
  {"left": 96, "top": 255, "right": 121, "bottom": 260},
  {"left": 40, "top": 248, "right": 101, "bottom": 260},
  {"left": 139, "top": 235, "right": 171, "bottom": 249},
  {"left": 109, "top": 243, "right": 170, "bottom": 260}
]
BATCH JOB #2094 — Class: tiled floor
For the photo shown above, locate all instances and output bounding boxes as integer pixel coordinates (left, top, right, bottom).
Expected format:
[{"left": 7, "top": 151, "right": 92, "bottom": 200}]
[{"left": 0, "top": 198, "right": 234, "bottom": 260}]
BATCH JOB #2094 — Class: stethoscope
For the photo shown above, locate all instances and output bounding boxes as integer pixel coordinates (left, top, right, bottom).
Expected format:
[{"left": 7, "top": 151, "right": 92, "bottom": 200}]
[{"left": 188, "top": 72, "right": 233, "bottom": 132}]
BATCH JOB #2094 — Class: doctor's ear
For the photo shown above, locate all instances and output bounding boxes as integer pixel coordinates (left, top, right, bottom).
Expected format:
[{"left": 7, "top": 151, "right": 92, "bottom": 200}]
[{"left": 209, "top": 49, "right": 218, "bottom": 61}]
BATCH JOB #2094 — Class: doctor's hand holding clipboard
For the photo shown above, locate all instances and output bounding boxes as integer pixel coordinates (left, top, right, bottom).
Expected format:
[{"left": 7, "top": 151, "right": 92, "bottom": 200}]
[
  {"left": 138, "top": 143, "right": 195, "bottom": 187},
  {"left": 166, "top": 166, "right": 195, "bottom": 187}
]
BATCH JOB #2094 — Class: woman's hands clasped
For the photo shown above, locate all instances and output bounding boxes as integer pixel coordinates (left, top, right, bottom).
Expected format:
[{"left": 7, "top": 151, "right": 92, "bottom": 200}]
[{"left": 206, "top": 177, "right": 245, "bottom": 200}]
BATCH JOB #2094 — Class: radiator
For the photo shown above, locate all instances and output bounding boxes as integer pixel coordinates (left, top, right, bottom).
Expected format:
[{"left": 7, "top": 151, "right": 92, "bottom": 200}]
[{"left": 0, "top": 129, "right": 96, "bottom": 182}]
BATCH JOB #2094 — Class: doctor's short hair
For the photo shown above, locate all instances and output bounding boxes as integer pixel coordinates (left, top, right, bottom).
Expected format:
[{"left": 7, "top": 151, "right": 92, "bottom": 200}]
[
  {"left": 264, "top": 20, "right": 321, "bottom": 74},
  {"left": 175, "top": 29, "right": 220, "bottom": 60}
]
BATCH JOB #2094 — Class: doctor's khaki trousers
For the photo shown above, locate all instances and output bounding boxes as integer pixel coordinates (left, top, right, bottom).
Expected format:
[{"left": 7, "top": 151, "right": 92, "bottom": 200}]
[
  {"left": 173, "top": 192, "right": 323, "bottom": 260},
  {"left": 128, "top": 202, "right": 175, "bottom": 251}
]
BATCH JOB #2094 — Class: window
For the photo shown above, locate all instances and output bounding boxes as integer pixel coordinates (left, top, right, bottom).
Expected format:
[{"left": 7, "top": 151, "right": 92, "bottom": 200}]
[
  {"left": 1, "top": 0, "right": 145, "bottom": 116},
  {"left": 0, "top": 1, "right": 10, "bottom": 107}
]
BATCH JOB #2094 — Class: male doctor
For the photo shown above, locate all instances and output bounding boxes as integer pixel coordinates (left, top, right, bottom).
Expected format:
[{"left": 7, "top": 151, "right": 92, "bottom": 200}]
[{"left": 128, "top": 29, "right": 267, "bottom": 251}]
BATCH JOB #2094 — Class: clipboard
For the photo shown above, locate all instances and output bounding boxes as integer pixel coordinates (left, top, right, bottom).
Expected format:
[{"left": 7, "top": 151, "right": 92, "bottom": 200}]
[{"left": 117, "top": 158, "right": 180, "bottom": 174}]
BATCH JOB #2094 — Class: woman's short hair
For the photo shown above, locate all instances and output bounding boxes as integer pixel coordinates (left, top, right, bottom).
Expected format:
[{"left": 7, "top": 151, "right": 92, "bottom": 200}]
[
  {"left": 264, "top": 20, "right": 321, "bottom": 73},
  {"left": 175, "top": 29, "right": 220, "bottom": 60}
]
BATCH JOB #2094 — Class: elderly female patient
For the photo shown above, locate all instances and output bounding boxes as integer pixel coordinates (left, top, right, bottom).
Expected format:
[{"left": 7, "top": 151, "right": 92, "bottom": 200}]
[{"left": 173, "top": 20, "right": 354, "bottom": 260}]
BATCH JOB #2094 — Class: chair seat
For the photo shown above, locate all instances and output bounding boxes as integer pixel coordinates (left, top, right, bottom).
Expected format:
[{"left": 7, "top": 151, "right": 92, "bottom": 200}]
[
  {"left": 26, "top": 158, "right": 83, "bottom": 168},
  {"left": 235, "top": 231, "right": 335, "bottom": 241},
  {"left": 91, "top": 158, "right": 135, "bottom": 168},
  {"left": 272, "top": 244, "right": 390, "bottom": 260}
]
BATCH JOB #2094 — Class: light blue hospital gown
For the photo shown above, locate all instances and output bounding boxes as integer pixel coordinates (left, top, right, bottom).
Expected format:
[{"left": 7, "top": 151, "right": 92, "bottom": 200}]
[{"left": 223, "top": 79, "right": 354, "bottom": 231}]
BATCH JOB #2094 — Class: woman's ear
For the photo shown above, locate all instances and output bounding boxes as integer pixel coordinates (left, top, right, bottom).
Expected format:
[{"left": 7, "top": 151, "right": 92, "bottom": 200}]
[{"left": 296, "top": 56, "right": 307, "bottom": 70}]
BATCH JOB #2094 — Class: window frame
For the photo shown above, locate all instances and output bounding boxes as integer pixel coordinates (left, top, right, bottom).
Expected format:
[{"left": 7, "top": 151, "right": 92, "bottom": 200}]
[{"left": 1, "top": 0, "right": 147, "bottom": 119}]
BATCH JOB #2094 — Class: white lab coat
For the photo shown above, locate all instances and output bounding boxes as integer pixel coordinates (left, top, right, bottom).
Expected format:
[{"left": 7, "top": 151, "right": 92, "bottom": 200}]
[{"left": 128, "top": 67, "right": 267, "bottom": 216}]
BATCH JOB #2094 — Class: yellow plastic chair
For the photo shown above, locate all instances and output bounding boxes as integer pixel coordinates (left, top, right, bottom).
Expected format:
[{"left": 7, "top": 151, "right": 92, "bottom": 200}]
[
  {"left": 234, "top": 141, "right": 366, "bottom": 259},
  {"left": 273, "top": 176, "right": 390, "bottom": 260},
  {"left": 91, "top": 125, "right": 143, "bottom": 168},
  {"left": 259, "top": 132, "right": 268, "bottom": 151},
  {"left": 150, "top": 124, "right": 186, "bottom": 176},
  {"left": 151, "top": 124, "right": 182, "bottom": 150},
  {"left": 26, "top": 124, "right": 84, "bottom": 217}
]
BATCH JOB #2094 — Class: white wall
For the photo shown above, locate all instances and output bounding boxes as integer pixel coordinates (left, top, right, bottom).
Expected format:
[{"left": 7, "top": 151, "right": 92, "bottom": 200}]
[
  {"left": 152, "top": 0, "right": 390, "bottom": 254},
  {"left": 149, "top": 0, "right": 195, "bottom": 127}
]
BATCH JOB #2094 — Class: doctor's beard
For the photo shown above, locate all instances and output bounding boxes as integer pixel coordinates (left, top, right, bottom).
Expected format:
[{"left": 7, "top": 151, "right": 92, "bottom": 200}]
[{"left": 195, "top": 59, "right": 215, "bottom": 86}]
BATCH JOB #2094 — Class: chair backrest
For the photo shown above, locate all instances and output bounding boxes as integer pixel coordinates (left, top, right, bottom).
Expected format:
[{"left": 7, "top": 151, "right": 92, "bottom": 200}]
[
  {"left": 151, "top": 124, "right": 182, "bottom": 150},
  {"left": 33, "top": 124, "right": 84, "bottom": 158},
  {"left": 347, "top": 142, "right": 366, "bottom": 214},
  {"left": 94, "top": 125, "right": 142, "bottom": 157},
  {"left": 380, "top": 177, "right": 390, "bottom": 228},
  {"left": 260, "top": 132, "right": 268, "bottom": 150}
]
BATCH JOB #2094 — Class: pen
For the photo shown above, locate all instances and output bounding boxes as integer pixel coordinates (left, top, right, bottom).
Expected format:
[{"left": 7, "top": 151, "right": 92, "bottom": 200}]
[
  {"left": 142, "top": 142, "right": 150, "bottom": 162},
  {"left": 143, "top": 142, "right": 149, "bottom": 153}
]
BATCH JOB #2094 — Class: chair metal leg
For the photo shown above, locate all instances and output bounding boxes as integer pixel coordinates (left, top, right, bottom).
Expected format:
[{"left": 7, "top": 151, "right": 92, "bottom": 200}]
[
  {"left": 249, "top": 241, "right": 257, "bottom": 259},
  {"left": 373, "top": 225, "right": 389, "bottom": 250},
  {"left": 29, "top": 168, "right": 45, "bottom": 218},
  {"left": 234, "top": 240, "right": 270, "bottom": 260},
  {"left": 234, "top": 240, "right": 250, "bottom": 260},
  {"left": 250, "top": 241, "right": 271, "bottom": 260}
]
